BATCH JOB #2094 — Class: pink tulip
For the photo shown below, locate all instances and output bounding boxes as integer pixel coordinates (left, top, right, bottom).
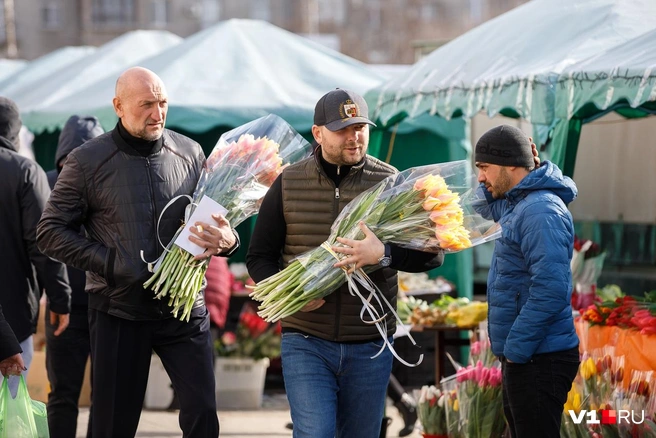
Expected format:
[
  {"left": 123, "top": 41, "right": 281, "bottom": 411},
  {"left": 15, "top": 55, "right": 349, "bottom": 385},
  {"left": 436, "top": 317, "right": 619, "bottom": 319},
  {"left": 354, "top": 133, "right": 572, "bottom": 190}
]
[
  {"left": 471, "top": 341, "right": 481, "bottom": 357},
  {"left": 488, "top": 367, "right": 502, "bottom": 387}
]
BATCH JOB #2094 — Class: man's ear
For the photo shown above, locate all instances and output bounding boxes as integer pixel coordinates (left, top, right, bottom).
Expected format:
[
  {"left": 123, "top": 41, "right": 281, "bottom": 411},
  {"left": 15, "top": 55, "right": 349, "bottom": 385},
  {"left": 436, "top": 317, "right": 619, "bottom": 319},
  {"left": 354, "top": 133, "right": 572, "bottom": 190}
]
[
  {"left": 311, "top": 125, "right": 322, "bottom": 145},
  {"left": 112, "top": 97, "right": 123, "bottom": 118}
]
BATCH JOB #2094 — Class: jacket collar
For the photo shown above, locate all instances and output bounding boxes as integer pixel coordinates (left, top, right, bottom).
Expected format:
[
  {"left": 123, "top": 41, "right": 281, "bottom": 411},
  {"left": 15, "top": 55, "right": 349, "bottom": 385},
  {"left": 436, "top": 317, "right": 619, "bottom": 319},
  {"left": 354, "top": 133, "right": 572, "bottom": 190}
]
[
  {"left": 312, "top": 146, "right": 367, "bottom": 178},
  {"left": 0, "top": 135, "right": 18, "bottom": 152},
  {"left": 111, "top": 122, "right": 165, "bottom": 157}
]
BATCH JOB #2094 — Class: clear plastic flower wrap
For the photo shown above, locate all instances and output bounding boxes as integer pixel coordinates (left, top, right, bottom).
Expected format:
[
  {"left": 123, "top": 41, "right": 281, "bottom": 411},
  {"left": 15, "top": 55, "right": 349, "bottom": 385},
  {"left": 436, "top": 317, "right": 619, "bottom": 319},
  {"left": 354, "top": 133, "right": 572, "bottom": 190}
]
[
  {"left": 143, "top": 114, "right": 312, "bottom": 321},
  {"left": 251, "top": 160, "right": 501, "bottom": 363}
]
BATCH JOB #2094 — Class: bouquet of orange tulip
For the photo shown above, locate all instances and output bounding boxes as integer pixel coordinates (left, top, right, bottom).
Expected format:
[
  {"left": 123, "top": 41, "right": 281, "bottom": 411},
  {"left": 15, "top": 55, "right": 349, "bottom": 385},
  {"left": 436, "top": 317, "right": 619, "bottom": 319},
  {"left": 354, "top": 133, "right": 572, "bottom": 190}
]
[
  {"left": 143, "top": 114, "right": 312, "bottom": 321},
  {"left": 250, "top": 161, "right": 500, "bottom": 363}
]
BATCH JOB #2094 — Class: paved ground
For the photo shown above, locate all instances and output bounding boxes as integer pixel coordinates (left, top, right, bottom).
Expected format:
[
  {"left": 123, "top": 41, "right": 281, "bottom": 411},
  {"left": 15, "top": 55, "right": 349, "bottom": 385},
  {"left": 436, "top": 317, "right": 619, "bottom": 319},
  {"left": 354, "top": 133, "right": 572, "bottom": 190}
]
[{"left": 75, "top": 392, "right": 421, "bottom": 438}]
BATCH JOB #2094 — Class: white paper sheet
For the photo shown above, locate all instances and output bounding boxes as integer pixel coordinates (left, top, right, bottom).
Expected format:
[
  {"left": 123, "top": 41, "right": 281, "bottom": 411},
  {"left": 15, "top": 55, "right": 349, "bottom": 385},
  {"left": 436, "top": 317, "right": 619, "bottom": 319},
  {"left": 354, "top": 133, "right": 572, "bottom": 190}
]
[{"left": 174, "top": 195, "right": 228, "bottom": 256}]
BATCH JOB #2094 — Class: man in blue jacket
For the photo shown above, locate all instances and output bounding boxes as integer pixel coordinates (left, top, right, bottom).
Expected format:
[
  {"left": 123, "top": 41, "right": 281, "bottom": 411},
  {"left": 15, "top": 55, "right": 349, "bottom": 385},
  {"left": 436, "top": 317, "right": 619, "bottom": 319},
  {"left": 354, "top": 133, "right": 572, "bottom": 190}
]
[{"left": 474, "top": 125, "right": 580, "bottom": 438}]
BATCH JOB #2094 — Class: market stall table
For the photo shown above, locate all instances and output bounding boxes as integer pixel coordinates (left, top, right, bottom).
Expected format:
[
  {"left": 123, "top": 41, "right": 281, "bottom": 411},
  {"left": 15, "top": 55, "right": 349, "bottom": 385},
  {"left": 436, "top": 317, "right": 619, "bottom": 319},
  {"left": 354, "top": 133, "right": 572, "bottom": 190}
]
[{"left": 410, "top": 324, "right": 477, "bottom": 384}]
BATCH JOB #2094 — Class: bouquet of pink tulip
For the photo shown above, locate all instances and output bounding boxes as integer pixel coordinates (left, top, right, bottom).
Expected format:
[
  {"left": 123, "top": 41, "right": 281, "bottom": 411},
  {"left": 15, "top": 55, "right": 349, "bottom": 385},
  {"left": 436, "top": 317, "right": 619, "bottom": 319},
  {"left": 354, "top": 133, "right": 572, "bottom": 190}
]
[
  {"left": 143, "top": 115, "right": 312, "bottom": 321},
  {"left": 455, "top": 361, "right": 506, "bottom": 438}
]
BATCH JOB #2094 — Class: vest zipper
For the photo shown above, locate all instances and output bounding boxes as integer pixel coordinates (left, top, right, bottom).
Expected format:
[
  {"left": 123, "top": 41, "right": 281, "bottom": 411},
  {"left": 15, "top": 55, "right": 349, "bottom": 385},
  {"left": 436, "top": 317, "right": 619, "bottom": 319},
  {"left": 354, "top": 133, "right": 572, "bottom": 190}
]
[
  {"left": 335, "top": 188, "right": 340, "bottom": 199},
  {"left": 337, "top": 165, "right": 341, "bottom": 175}
]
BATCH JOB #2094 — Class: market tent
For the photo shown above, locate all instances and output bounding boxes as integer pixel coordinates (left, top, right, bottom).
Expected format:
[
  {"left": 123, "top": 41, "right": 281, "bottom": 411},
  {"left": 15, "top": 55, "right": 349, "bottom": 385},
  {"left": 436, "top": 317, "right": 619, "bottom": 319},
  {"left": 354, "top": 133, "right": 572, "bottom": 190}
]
[
  {"left": 0, "top": 46, "right": 96, "bottom": 98},
  {"left": 551, "top": 26, "right": 656, "bottom": 175},
  {"left": 15, "top": 30, "right": 181, "bottom": 114},
  {"left": 0, "top": 59, "right": 27, "bottom": 81},
  {"left": 22, "top": 19, "right": 385, "bottom": 137},
  {"left": 366, "top": 0, "right": 656, "bottom": 171},
  {"left": 551, "top": 28, "right": 656, "bottom": 291}
]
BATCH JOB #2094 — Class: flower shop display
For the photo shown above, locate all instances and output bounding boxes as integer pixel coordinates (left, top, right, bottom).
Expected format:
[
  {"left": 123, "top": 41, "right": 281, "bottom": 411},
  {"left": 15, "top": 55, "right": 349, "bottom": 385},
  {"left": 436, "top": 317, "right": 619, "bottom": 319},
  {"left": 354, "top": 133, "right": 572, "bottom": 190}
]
[
  {"left": 564, "top": 305, "right": 656, "bottom": 437},
  {"left": 251, "top": 161, "right": 500, "bottom": 365},
  {"left": 571, "top": 236, "right": 606, "bottom": 310},
  {"left": 417, "top": 385, "right": 448, "bottom": 438},
  {"left": 581, "top": 290, "right": 656, "bottom": 334},
  {"left": 142, "top": 114, "right": 312, "bottom": 321}
]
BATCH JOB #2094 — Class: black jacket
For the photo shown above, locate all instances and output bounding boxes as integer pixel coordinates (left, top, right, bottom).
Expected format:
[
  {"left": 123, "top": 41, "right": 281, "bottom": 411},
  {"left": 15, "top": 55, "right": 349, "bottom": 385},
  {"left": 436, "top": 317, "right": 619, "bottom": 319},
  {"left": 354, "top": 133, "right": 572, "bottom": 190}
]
[
  {"left": 0, "top": 136, "right": 71, "bottom": 342},
  {"left": 0, "top": 304, "right": 21, "bottom": 362},
  {"left": 37, "top": 127, "right": 205, "bottom": 320}
]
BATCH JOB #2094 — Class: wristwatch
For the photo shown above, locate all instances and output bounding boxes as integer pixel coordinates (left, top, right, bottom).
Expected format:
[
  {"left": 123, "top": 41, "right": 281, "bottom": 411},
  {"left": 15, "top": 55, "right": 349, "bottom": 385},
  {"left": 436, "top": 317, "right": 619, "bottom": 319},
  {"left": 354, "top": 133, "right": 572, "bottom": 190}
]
[{"left": 378, "top": 244, "right": 392, "bottom": 267}]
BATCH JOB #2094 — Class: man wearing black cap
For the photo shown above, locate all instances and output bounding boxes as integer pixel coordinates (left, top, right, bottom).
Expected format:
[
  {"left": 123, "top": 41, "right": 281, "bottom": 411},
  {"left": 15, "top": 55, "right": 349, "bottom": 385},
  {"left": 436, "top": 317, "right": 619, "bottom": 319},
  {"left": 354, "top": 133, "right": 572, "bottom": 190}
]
[
  {"left": 0, "top": 96, "right": 71, "bottom": 396},
  {"left": 247, "top": 89, "right": 443, "bottom": 437},
  {"left": 474, "top": 125, "right": 579, "bottom": 437}
]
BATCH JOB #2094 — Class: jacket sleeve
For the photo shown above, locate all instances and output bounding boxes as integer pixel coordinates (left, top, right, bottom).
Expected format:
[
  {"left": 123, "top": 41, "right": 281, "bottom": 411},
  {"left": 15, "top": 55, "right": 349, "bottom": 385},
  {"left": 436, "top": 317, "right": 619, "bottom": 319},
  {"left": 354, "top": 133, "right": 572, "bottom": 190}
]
[
  {"left": 0, "top": 304, "right": 21, "bottom": 362},
  {"left": 473, "top": 183, "right": 507, "bottom": 222},
  {"left": 37, "top": 153, "right": 109, "bottom": 282},
  {"left": 246, "top": 175, "right": 286, "bottom": 283},
  {"left": 22, "top": 161, "right": 71, "bottom": 315},
  {"left": 503, "top": 202, "right": 573, "bottom": 363},
  {"left": 389, "top": 245, "right": 444, "bottom": 273}
]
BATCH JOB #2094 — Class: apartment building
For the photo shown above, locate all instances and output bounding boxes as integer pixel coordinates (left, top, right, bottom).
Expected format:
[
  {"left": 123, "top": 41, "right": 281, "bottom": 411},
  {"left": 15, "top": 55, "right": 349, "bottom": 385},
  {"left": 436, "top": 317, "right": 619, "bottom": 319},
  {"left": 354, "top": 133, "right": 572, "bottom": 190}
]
[{"left": 3, "top": 0, "right": 528, "bottom": 63}]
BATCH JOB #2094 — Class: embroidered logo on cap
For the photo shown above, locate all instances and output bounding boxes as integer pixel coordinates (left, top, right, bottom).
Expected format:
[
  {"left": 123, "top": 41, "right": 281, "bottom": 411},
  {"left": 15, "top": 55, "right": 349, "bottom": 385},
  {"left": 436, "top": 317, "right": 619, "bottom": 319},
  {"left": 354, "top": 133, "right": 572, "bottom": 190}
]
[{"left": 339, "top": 100, "right": 359, "bottom": 120}]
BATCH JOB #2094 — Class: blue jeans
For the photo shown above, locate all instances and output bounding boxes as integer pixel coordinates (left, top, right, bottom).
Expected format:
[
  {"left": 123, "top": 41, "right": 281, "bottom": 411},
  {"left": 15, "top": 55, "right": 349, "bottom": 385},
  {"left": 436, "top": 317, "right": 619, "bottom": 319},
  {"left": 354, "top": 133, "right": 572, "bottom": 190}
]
[
  {"left": 502, "top": 347, "right": 580, "bottom": 438},
  {"left": 281, "top": 332, "right": 393, "bottom": 438}
]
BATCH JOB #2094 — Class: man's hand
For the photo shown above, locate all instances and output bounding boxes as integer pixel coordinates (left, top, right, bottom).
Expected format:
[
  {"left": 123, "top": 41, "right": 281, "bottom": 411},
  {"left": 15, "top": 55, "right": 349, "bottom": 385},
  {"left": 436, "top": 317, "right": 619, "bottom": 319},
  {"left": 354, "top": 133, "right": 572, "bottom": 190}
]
[
  {"left": 529, "top": 137, "right": 540, "bottom": 168},
  {"left": 332, "top": 222, "right": 384, "bottom": 274},
  {"left": 300, "top": 299, "right": 325, "bottom": 312},
  {"left": 50, "top": 312, "right": 70, "bottom": 336},
  {"left": 0, "top": 353, "right": 25, "bottom": 376},
  {"left": 189, "top": 214, "right": 237, "bottom": 261}
]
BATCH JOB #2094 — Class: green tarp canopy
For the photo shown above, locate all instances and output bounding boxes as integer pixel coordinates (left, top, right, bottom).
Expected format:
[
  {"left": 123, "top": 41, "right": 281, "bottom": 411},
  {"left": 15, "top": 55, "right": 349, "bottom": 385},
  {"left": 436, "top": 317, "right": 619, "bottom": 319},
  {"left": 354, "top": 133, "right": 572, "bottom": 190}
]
[{"left": 551, "top": 26, "right": 656, "bottom": 176}]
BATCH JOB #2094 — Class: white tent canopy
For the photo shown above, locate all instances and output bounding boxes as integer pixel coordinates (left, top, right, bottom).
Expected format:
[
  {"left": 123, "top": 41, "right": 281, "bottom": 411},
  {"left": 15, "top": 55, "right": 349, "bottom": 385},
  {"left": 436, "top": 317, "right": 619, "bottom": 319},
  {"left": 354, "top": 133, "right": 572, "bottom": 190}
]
[
  {"left": 0, "top": 46, "right": 97, "bottom": 98},
  {"left": 16, "top": 30, "right": 181, "bottom": 117},
  {"left": 22, "top": 20, "right": 385, "bottom": 134},
  {"left": 0, "top": 59, "right": 27, "bottom": 82}
]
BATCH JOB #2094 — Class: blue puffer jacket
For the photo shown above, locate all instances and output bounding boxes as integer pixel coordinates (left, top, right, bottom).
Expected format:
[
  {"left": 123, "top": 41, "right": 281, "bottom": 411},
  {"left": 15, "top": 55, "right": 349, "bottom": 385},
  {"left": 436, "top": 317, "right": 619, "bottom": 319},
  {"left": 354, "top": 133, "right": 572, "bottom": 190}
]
[{"left": 478, "top": 161, "right": 579, "bottom": 363}]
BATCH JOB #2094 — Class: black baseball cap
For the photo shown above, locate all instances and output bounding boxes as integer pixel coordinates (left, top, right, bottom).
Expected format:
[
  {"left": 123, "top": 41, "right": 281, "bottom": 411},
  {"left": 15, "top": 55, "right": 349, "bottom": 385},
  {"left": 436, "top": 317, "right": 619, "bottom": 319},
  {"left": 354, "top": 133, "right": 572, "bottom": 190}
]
[{"left": 313, "top": 89, "right": 376, "bottom": 132}]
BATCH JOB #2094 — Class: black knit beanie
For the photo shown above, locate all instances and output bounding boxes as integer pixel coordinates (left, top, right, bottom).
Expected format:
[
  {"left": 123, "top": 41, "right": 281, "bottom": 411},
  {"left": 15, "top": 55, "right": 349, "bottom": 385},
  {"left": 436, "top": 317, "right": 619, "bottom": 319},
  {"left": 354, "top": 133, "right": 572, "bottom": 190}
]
[{"left": 474, "top": 125, "right": 533, "bottom": 167}]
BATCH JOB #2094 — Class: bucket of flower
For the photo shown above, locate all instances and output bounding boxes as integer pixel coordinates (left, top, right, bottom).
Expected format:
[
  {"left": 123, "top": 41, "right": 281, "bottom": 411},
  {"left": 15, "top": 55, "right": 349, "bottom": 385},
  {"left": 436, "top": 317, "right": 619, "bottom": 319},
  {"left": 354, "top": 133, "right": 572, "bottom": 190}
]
[{"left": 214, "top": 303, "right": 282, "bottom": 409}]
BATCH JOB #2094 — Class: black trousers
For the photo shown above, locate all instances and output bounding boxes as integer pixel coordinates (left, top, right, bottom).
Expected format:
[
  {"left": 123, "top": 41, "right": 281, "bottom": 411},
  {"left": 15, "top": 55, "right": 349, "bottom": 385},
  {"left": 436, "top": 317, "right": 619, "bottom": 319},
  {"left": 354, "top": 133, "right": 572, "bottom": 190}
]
[
  {"left": 88, "top": 306, "right": 218, "bottom": 438},
  {"left": 502, "top": 347, "right": 580, "bottom": 438},
  {"left": 46, "top": 309, "right": 92, "bottom": 438}
]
